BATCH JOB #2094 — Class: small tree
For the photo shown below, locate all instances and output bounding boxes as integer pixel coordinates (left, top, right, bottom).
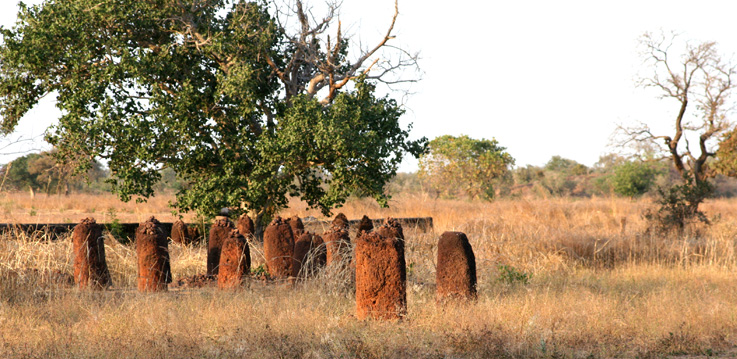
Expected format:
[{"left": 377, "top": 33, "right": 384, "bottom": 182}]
[
  {"left": 418, "top": 135, "right": 514, "bottom": 200},
  {"left": 610, "top": 161, "right": 662, "bottom": 197}
]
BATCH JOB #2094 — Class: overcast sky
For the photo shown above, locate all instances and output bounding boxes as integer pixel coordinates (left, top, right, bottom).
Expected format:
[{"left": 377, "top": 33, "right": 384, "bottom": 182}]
[{"left": 1, "top": 0, "right": 737, "bottom": 172}]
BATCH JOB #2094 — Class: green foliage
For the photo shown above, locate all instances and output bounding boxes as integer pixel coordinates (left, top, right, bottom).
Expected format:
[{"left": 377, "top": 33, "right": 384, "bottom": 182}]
[
  {"left": 0, "top": 150, "right": 106, "bottom": 193},
  {"left": 0, "top": 0, "right": 424, "bottom": 226},
  {"left": 644, "top": 176, "right": 713, "bottom": 233},
  {"left": 497, "top": 264, "right": 531, "bottom": 286},
  {"left": 418, "top": 135, "right": 514, "bottom": 200},
  {"left": 715, "top": 127, "right": 737, "bottom": 177},
  {"left": 544, "top": 156, "right": 588, "bottom": 175},
  {"left": 611, "top": 161, "right": 662, "bottom": 197}
]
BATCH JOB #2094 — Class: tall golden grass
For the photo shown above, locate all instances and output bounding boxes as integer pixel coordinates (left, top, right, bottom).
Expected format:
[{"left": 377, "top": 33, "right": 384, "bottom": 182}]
[{"left": 2, "top": 193, "right": 737, "bottom": 358}]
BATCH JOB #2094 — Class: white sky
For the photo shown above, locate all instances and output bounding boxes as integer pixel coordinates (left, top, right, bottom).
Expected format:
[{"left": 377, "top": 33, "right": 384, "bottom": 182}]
[{"left": 1, "top": 0, "right": 737, "bottom": 172}]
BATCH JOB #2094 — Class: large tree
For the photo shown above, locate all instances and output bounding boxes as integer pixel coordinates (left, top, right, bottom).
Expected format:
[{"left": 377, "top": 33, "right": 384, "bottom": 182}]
[
  {"left": 0, "top": 0, "right": 425, "bottom": 229},
  {"left": 617, "top": 31, "right": 736, "bottom": 184}
]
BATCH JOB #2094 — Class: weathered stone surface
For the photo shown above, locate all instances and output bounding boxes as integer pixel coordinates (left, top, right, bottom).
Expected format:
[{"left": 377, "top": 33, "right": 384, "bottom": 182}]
[
  {"left": 292, "top": 232, "right": 325, "bottom": 277},
  {"left": 436, "top": 231, "right": 477, "bottom": 301},
  {"left": 236, "top": 213, "right": 255, "bottom": 238},
  {"left": 356, "top": 215, "right": 374, "bottom": 238},
  {"left": 218, "top": 229, "right": 251, "bottom": 289},
  {"left": 355, "top": 230, "right": 407, "bottom": 320},
  {"left": 332, "top": 213, "right": 349, "bottom": 231},
  {"left": 171, "top": 219, "right": 192, "bottom": 245},
  {"left": 72, "top": 217, "right": 111, "bottom": 289},
  {"left": 207, "top": 217, "right": 234, "bottom": 276},
  {"left": 376, "top": 217, "right": 405, "bottom": 258},
  {"left": 323, "top": 227, "right": 350, "bottom": 266},
  {"left": 263, "top": 216, "right": 295, "bottom": 278},
  {"left": 285, "top": 215, "right": 305, "bottom": 238},
  {"left": 136, "top": 217, "right": 171, "bottom": 292}
]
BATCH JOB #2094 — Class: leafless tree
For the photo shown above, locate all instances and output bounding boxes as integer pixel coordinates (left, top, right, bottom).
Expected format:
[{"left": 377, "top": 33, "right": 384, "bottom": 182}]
[
  {"left": 616, "top": 31, "right": 737, "bottom": 183},
  {"left": 266, "top": 0, "right": 420, "bottom": 106}
]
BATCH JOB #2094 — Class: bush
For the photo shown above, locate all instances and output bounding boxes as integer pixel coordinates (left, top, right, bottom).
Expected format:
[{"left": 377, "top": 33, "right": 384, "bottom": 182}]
[
  {"left": 611, "top": 161, "right": 661, "bottom": 197},
  {"left": 644, "top": 176, "right": 713, "bottom": 233}
]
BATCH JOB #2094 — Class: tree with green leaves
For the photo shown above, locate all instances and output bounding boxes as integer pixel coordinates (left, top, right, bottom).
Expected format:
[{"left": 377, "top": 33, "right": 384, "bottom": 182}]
[
  {"left": 418, "top": 135, "right": 514, "bottom": 200},
  {"left": 610, "top": 161, "right": 663, "bottom": 197},
  {"left": 0, "top": 0, "right": 425, "bottom": 231}
]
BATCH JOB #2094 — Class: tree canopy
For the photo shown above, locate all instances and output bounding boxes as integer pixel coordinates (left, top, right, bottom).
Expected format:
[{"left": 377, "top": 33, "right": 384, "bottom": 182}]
[
  {"left": 418, "top": 135, "right": 514, "bottom": 200},
  {"left": 0, "top": 0, "right": 425, "bottom": 226}
]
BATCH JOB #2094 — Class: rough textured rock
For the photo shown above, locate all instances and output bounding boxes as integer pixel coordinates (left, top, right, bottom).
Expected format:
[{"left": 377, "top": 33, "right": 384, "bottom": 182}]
[
  {"left": 136, "top": 217, "right": 171, "bottom": 292},
  {"left": 171, "top": 220, "right": 192, "bottom": 245},
  {"left": 376, "top": 217, "right": 405, "bottom": 258},
  {"left": 218, "top": 229, "right": 251, "bottom": 289},
  {"left": 208, "top": 217, "right": 234, "bottom": 276},
  {"left": 355, "top": 230, "right": 407, "bottom": 320},
  {"left": 436, "top": 231, "right": 477, "bottom": 301},
  {"left": 263, "top": 216, "right": 295, "bottom": 277},
  {"left": 292, "top": 232, "right": 325, "bottom": 277},
  {"left": 285, "top": 215, "right": 305, "bottom": 238},
  {"left": 187, "top": 225, "right": 202, "bottom": 244},
  {"left": 356, "top": 215, "right": 374, "bottom": 237},
  {"left": 236, "top": 213, "right": 255, "bottom": 238},
  {"left": 332, "top": 213, "right": 350, "bottom": 231},
  {"left": 323, "top": 227, "right": 351, "bottom": 266},
  {"left": 72, "top": 217, "right": 111, "bottom": 289}
]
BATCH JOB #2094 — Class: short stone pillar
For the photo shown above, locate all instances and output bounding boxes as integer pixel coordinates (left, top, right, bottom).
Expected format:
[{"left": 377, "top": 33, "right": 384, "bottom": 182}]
[
  {"left": 72, "top": 217, "right": 111, "bottom": 289},
  {"left": 171, "top": 219, "right": 192, "bottom": 245},
  {"left": 436, "top": 231, "right": 477, "bottom": 301},
  {"left": 286, "top": 215, "right": 305, "bottom": 238},
  {"left": 323, "top": 226, "right": 350, "bottom": 266},
  {"left": 236, "top": 213, "right": 254, "bottom": 238},
  {"left": 332, "top": 213, "right": 349, "bottom": 230},
  {"left": 355, "top": 229, "right": 407, "bottom": 320},
  {"left": 136, "top": 217, "right": 171, "bottom": 292},
  {"left": 357, "top": 215, "right": 374, "bottom": 237},
  {"left": 208, "top": 217, "right": 234, "bottom": 276},
  {"left": 263, "top": 216, "right": 295, "bottom": 278},
  {"left": 218, "top": 229, "right": 251, "bottom": 289},
  {"left": 376, "top": 217, "right": 405, "bottom": 257},
  {"left": 292, "top": 232, "right": 325, "bottom": 277}
]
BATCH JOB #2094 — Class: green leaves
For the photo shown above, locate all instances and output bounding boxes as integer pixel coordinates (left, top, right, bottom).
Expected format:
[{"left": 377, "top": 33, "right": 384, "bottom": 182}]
[
  {"left": 419, "top": 135, "right": 514, "bottom": 200},
  {"left": 0, "top": 0, "right": 423, "bottom": 225}
]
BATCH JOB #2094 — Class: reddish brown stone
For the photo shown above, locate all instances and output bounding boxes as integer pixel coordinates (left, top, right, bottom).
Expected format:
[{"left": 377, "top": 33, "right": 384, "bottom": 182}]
[
  {"left": 376, "top": 217, "right": 405, "bottom": 258},
  {"left": 355, "top": 231, "right": 407, "bottom": 320},
  {"left": 72, "top": 217, "right": 111, "bottom": 289},
  {"left": 218, "top": 229, "right": 251, "bottom": 289},
  {"left": 292, "top": 232, "right": 326, "bottom": 277},
  {"left": 357, "top": 215, "right": 374, "bottom": 237},
  {"left": 136, "top": 217, "right": 171, "bottom": 292},
  {"left": 207, "top": 217, "right": 234, "bottom": 277},
  {"left": 285, "top": 215, "right": 305, "bottom": 238},
  {"left": 323, "top": 227, "right": 350, "bottom": 266},
  {"left": 436, "top": 231, "right": 477, "bottom": 301},
  {"left": 236, "top": 213, "right": 255, "bottom": 237},
  {"left": 187, "top": 225, "right": 201, "bottom": 244},
  {"left": 263, "top": 216, "right": 295, "bottom": 277},
  {"left": 332, "top": 212, "right": 349, "bottom": 230},
  {"left": 171, "top": 219, "right": 192, "bottom": 245}
]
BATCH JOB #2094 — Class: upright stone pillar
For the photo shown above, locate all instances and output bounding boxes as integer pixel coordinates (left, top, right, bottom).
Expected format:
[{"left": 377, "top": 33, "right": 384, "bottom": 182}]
[
  {"left": 218, "top": 229, "right": 251, "bottom": 289},
  {"left": 136, "top": 217, "right": 171, "bottom": 292},
  {"left": 355, "top": 228, "right": 407, "bottom": 320},
  {"left": 72, "top": 217, "right": 111, "bottom": 289},
  {"left": 436, "top": 231, "right": 477, "bottom": 301},
  {"left": 263, "top": 216, "right": 295, "bottom": 278},
  {"left": 208, "top": 217, "right": 234, "bottom": 277}
]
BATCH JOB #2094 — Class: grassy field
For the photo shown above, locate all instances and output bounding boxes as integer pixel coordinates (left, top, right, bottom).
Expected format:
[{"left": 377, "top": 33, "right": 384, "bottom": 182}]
[{"left": 2, "top": 193, "right": 737, "bottom": 358}]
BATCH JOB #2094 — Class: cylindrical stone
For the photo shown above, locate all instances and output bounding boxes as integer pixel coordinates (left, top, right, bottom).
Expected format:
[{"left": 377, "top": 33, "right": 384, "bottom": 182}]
[
  {"left": 292, "top": 232, "right": 325, "bottom": 277},
  {"left": 263, "top": 216, "right": 295, "bottom": 278},
  {"left": 72, "top": 217, "right": 111, "bottom": 289},
  {"left": 286, "top": 215, "right": 305, "bottom": 238},
  {"left": 218, "top": 229, "right": 251, "bottom": 289},
  {"left": 355, "top": 230, "right": 407, "bottom": 320},
  {"left": 236, "top": 213, "right": 255, "bottom": 238},
  {"left": 171, "top": 219, "right": 191, "bottom": 245},
  {"left": 208, "top": 217, "right": 234, "bottom": 277},
  {"left": 436, "top": 231, "right": 477, "bottom": 300},
  {"left": 376, "top": 217, "right": 405, "bottom": 258},
  {"left": 323, "top": 227, "right": 350, "bottom": 266},
  {"left": 332, "top": 213, "right": 349, "bottom": 230},
  {"left": 356, "top": 215, "right": 374, "bottom": 238},
  {"left": 136, "top": 216, "right": 171, "bottom": 292}
]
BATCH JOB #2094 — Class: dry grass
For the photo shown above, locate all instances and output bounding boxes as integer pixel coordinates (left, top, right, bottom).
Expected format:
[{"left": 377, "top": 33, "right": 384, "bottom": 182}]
[{"left": 2, "top": 194, "right": 737, "bottom": 358}]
